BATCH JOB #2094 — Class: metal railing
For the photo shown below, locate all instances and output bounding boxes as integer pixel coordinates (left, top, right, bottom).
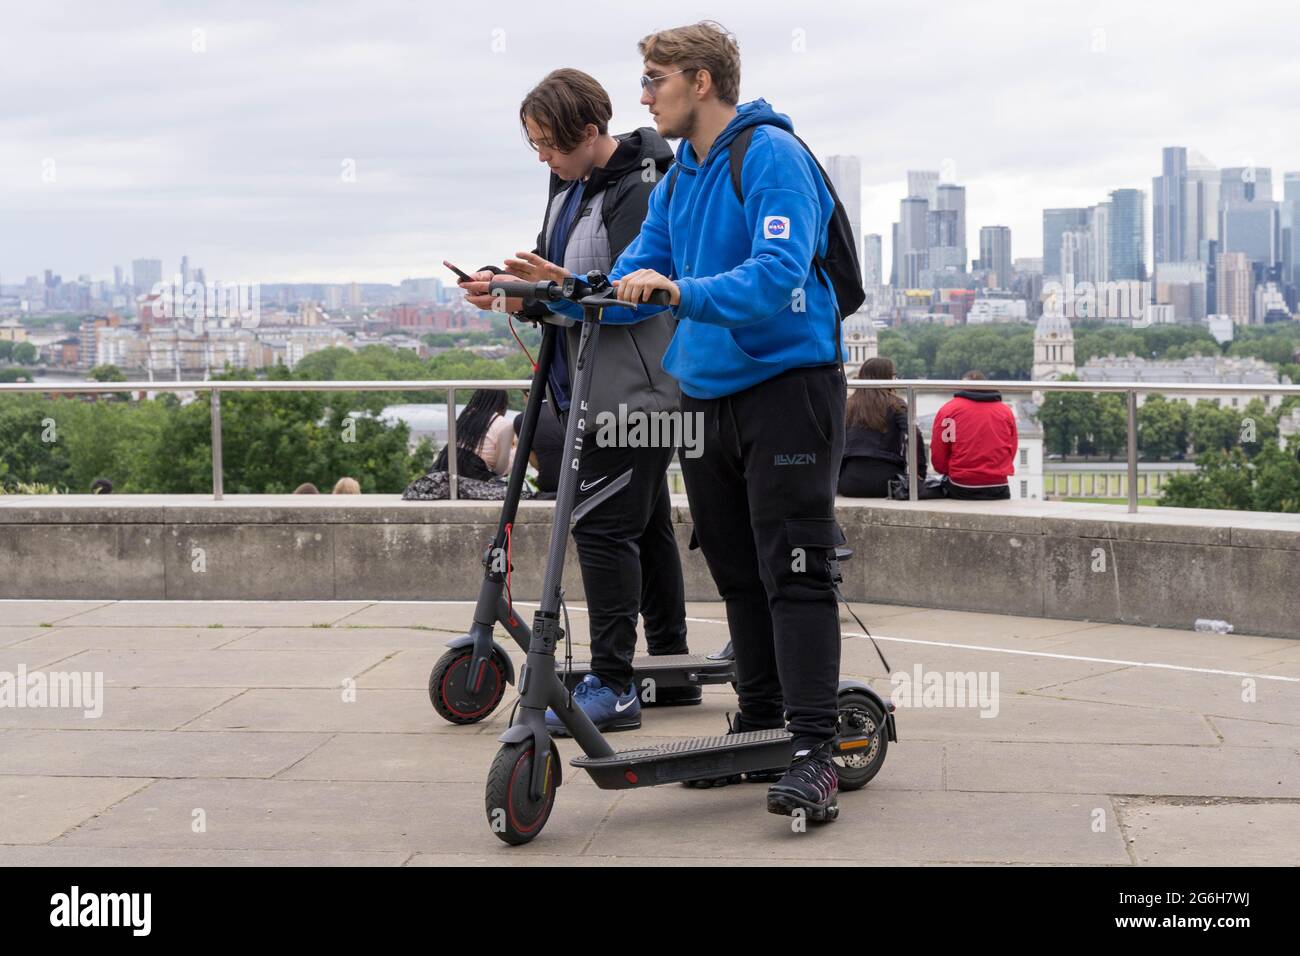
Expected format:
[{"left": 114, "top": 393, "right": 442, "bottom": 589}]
[{"left": 2, "top": 376, "right": 1297, "bottom": 511}]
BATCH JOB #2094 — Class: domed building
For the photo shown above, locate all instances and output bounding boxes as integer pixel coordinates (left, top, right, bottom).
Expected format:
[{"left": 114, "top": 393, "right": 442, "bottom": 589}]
[
  {"left": 1032, "top": 309, "right": 1075, "bottom": 381},
  {"left": 841, "top": 308, "right": 878, "bottom": 372}
]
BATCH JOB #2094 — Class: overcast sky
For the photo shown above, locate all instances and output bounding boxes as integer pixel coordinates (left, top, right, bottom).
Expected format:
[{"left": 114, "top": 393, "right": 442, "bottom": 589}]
[{"left": 2, "top": 0, "right": 1296, "bottom": 286}]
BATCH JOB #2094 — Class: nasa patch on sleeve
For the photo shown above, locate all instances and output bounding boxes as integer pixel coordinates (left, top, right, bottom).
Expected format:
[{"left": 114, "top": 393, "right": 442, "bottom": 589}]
[{"left": 762, "top": 215, "right": 791, "bottom": 240}]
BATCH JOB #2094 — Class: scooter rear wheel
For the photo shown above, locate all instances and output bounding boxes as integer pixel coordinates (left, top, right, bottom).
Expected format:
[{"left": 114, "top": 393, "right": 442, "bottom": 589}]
[
  {"left": 428, "top": 648, "right": 508, "bottom": 724},
  {"left": 485, "top": 738, "right": 559, "bottom": 845},
  {"left": 834, "top": 689, "right": 888, "bottom": 791}
]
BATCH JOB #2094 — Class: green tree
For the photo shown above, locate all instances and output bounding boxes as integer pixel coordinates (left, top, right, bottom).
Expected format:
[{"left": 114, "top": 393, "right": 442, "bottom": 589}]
[
  {"left": 12, "top": 341, "right": 38, "bottom": 365},
  {"left": 88, "top": 364, "right": 127, "bottom": 382},
  {"left": 1187, "top": 401, "right": 1237, "bottom": 455},
  {"left": 1136, "top": 394, "right": 1190, "bottom": 459}
]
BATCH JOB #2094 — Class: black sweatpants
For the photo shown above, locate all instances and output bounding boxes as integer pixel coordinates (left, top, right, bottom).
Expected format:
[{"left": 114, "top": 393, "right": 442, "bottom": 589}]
[
  {"left": 572, "top": 440, "right": 688, "bottom": 690},
  {"left": 680, "top": 364, "right": 846, "bottom": 749}
]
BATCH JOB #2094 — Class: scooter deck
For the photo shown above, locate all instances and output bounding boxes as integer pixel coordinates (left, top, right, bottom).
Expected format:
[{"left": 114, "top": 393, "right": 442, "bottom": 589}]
[
  {"left": 570, "top": 729, "right": 793, "bottom": 789},
  {"left": 557, "top": 653, "right": 734, "bottom": 690}
]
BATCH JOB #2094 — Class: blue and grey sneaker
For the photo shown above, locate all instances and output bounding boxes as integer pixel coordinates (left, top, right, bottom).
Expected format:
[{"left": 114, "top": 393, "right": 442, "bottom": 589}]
[{"left": 546, "top": 674, "right": 641, "bottom": 736}]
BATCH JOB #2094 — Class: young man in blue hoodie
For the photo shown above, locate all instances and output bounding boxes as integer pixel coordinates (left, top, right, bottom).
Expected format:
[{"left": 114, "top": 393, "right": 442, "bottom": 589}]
[{"left": 610, "top": 21, "right": 847, "bottom": 821}]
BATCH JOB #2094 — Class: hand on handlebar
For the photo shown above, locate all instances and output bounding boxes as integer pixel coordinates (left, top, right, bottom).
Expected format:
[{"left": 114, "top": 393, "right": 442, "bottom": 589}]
[
  {"left": 503, "top": 251, "right": 568, "bottom": 285},
  {"left": 614, "top": 269, "right": 680, "bottom": 307},
  {"left": 460, "top": 270, "right": 523, "bottom": 313}
]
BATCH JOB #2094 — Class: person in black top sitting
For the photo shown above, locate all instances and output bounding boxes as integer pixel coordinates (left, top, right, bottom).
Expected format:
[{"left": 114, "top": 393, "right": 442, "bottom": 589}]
[
  {"left": 512, "top": 394, "right": 565, "bottom": 497},
  {"left": 838, "top": 357, "right": 927, "bottom": 497}
]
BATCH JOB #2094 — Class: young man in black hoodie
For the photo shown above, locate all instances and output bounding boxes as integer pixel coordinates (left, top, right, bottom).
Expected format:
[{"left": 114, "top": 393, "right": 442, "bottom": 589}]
[{"left": 460, "top": 69, "right": 691, "bottom": 731}]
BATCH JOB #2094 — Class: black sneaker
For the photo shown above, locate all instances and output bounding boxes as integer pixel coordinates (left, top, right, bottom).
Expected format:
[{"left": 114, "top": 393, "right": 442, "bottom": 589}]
[
  {"left": 704, "top": 640, "right": 735, "bottom": 662},
  {"left": 767, "top": 741, "right": 839, "bottom": 822},
  {"left": 650, "top": 685, "right": 703, "bottom": 706},
  {"left": 681, "top": 714, "right": 783, "bottom": 789}
]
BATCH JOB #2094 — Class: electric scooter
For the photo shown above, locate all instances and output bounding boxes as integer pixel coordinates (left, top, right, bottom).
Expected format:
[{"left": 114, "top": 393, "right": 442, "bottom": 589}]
[
  {"left": 475, "top": 272, "right": 897, "bottom": 845},
  {"left": 427, "top": 291, "right": 734, "bottom": 724}
]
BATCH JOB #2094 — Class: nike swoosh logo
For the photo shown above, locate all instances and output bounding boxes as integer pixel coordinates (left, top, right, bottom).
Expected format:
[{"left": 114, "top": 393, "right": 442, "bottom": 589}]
[
  {"left": 614, "top": 698, "right": 636, "bottom": 712},
  {"left": 579, "top": 476, "right": 608, "bottom": 492}
]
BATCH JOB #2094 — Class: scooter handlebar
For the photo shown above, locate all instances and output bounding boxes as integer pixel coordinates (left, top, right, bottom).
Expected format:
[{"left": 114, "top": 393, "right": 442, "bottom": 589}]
[
  {"left": 583, "top": 287, "right": 673, "bottom": 307},
  {"left": 487, "top": 276, "right": 672, "bottom": 308},
  {"left": 487, "top": 279, "right": 560, "bottom": 301}
]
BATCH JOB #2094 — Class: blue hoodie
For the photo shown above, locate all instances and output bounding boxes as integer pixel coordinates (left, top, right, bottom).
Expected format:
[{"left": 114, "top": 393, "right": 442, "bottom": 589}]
[{"left": 602, "top": 99, "right": 841, "bottom": 400}]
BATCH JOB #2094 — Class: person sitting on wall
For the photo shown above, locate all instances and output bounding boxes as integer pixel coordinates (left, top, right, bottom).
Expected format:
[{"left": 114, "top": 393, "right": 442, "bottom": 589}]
[
  {"left": 838, "top": 357, "right": 927, "bottom": 498},
  {"left": 930, "top": 370, "right": 1018, "bottom": 501}
]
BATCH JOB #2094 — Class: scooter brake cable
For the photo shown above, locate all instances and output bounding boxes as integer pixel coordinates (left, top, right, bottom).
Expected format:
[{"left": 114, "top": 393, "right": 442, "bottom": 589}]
[
  {"left": 834, "top": 584, "right": 891, "bottom": 674},
  {"left": 560, "top": 591, "right": 574, "bottom": 710}
]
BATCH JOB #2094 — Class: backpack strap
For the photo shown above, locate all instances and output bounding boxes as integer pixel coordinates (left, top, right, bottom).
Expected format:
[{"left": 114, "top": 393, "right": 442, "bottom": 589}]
[
  {"left": 728, "top": 125, "right": 843, "bottom": 364},
  {"left": 665, "top": 164, "right": 680, "bottom": 202},
  {"left": 727, "top": 126, "right": 756, "bottom": 203}
]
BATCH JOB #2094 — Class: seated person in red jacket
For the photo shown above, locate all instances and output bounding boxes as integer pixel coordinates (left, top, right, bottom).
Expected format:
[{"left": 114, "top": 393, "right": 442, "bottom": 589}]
[
  {"left": 930, "top": 371, "right": 1018, "bottom": 500},
  {"left": 838, "top": 357, "right": 927, "bottom": 497}
]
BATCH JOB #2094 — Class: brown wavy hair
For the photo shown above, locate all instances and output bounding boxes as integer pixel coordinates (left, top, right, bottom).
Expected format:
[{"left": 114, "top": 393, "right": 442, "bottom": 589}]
[
  {"left": 846, "top": 357, "right": 905, "bottom": 432},
  {"left": 519, "top": 69, "right": 612, "bottom": 153}
]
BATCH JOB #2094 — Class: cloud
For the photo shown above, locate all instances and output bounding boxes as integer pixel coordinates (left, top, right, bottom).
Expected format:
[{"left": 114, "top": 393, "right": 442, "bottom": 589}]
[{"left": 1, "top": 0, "right": 1295, "bottom": 285}]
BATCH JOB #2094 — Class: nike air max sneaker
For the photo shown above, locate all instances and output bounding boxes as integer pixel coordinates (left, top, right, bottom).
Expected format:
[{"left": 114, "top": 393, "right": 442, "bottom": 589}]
[
  {"left": 545, "top": 674, "right": 641, "bottom": 736},
  {"left": 767, "top": 740, "right": 839, "bottom": 821}
]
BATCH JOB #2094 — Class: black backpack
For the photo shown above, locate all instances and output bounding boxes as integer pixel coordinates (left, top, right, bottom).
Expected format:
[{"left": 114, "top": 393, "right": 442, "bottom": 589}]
[{"left": 666, "top": 125, "right": 866, "bottom": 359}]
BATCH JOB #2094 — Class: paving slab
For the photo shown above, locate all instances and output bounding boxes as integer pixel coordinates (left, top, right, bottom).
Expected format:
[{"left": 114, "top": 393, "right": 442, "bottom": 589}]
[
  {"left": 52, "top": 648, "right": 391, "bottom": 688},
  {"left": 945, "top": 740, "right": 1300, "bottom": 798},
  {"left": 0, "top": 729, "right": 333, "bottom": 779},
  {"left": 9, "top": 625, "right": 257, "bottom": 652},
  {"left": 1030, "top": 665, "right": 1300, "bottom": 725},
  {"left": 57, "top": 601, "right": 374, "bottom": 628},
  {"left": 0, "top": 626, "right": 48, "bottom": 648},
  {"left": 1207, "top": 715, "right": 1300, "bottom": 748},
  {"left": 220, "top": 626, "right": 449, "bottom": 651},
  {"left": 0, "top": 775, "right": 151, "bottom": 844},
  {"left": 0, "top": 846, "right": 408, "bottom": 867},
  {"left": 0, "top": 687, "right": 240, "bottom": 731},
  {"left": 1037, "top": 624, "right": 1297, "bottom": 665},
  {"left": 182, "top": 688, "right": 474, "bottom": 735},
  {"left": 54, "top": 778, "right": 621, "bottom": 856},
  {"left": 1115, "top": 798, "right": 1300, "bottom": 866},
  {"left": 0, "top": 601, "right": 112, "bottom": 626},
  {"left": 886, "top": 693, "right": 1218, "bottom": 745},
  {"left": 581, "top": 788, "right": 1131, "bottom": 865}
]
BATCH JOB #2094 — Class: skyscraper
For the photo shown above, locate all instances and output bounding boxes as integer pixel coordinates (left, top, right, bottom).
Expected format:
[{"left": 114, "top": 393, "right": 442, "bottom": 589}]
[
  {"left": 1060, "top": 229, "right": 1092, "bottom": 285},
  {"left": 907, "top": 170, "right": 939, "bottom": 205},
  {"left": 826, "top": 156, "right": 862, "bottom": 257},
  {"left": 1220, "top": 201, "right": 1281, "bottom": 276},
  {"left": 1221, "top": 167, "right": 1273, "bottom": 204},
  {"left": 1107, "top": 189, "right": 1146, "bottom": 281},
  {"left": 1283, "top": 172, "right": 1299, "bottom": 289},
  {"left": 898, "top": 196, "right": 929, "bottom": 288},
  {"left": 1185, "top": 152, "right": 1221, "bottom": 261},
  {"left": 1216, "top": 252, "right": 1253, "bottom": 325},
  {"left": 934, "top": 183, "right": 967, "bottom": 272},
  {"left": 1088, "top": 202, "right": 1111, "bottom": 283},
  {"left": 132, "top": 258, "right": 162, "bottom": 294},
  {"left": 863, "top": 234, "right": 883, "bottom": 289},
  {"left": 978, "top": 226, "right": 1012, "bottom": 289},
  {"left": 1153, "top": 146, "right": 1188, "bottom": 265},
  {"left": 1042, "top": 208, "right": 1089, "bottom": 280}
]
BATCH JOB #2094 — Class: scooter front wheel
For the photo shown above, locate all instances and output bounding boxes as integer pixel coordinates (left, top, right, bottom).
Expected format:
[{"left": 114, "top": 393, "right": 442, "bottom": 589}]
[
  {"left": 833, "top": 689, "right": 888, "bottom": 791},
  {"left": 428, "top": 647, "right": 508, "bottom": 724},
  {"left": 485, "top": 738, "right": 559, "bottom": 845}
]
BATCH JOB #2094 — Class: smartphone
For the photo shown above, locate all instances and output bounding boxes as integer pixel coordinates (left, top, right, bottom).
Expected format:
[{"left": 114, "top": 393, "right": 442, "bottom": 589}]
[{"left": 443, "top": 260, "right": 475, "bottom": 283}]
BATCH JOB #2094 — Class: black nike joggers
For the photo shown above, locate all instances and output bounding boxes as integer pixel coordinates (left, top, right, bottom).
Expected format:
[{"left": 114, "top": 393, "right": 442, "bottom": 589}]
[
  {"left": 572, "top": 440, "right": 688, "bottom": 691},
  {"left": 680, "top": 364, "right": 847, "bottom": 750}
]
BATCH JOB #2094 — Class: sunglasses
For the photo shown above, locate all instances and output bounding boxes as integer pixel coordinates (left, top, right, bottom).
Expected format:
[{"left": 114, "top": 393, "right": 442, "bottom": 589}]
[{"left": 639, "top": 68, "right": 690, "bottom": 97}]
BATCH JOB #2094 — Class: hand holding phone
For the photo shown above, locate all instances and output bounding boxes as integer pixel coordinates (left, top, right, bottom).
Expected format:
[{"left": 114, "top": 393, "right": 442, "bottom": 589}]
[{"left": 443, "top": 260, "right": 475, "bottom": 283}]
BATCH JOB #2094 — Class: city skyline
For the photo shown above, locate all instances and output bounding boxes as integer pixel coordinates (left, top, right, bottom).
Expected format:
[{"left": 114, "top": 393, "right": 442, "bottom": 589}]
[{"left": 3, "top": 0, "right": 1297, "bottom": 284}]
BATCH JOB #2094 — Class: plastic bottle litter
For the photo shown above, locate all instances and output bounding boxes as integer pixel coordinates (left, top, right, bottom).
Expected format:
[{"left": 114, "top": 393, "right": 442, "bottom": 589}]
[{"left": 1193, "top": 619, "right": 1234, "bottom": 634}]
